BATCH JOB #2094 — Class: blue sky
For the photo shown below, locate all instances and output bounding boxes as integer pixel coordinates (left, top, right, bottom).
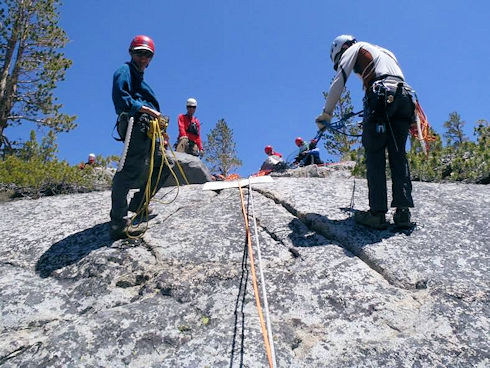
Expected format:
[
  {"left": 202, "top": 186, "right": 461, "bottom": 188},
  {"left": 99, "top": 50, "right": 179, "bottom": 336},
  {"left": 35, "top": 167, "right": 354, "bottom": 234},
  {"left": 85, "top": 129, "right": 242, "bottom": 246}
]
[{"left": 7, "top": 0, "right": 490, "bottom": 176}]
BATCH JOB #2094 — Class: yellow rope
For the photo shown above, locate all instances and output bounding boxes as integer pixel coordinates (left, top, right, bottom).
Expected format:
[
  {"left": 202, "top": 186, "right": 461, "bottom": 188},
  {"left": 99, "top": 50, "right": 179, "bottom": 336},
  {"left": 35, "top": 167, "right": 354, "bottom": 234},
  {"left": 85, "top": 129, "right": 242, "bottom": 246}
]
[{"left": 168, "top": 147, "right": 190, "bottom": 186}]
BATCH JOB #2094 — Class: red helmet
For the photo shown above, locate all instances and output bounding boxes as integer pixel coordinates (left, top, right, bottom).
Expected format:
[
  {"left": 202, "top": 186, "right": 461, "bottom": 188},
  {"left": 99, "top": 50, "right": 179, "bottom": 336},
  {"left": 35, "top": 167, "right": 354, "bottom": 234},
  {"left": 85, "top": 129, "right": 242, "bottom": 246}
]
[
  {"left": 129, "top": 35, "right": 155, "bottom": 54},
  {"left": 264, "top": 145, "right": 273, "bottom": 154},
  {"left": 295, "top": 137, "right": 304, "bottom": 146}
]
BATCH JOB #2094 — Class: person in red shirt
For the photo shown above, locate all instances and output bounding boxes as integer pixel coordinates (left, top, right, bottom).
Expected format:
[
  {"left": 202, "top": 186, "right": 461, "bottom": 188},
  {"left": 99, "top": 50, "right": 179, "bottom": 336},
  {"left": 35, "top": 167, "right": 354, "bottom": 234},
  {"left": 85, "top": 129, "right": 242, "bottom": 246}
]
[
  {"left": 175, "top": 98, "right": 203, "bottom": 156},
  {"left": 264, "top": 145, "right": 282, "bottom": 158},
  {"left": 261, "top": 145, "right": 285, "bottom": 172},
  {"left": 79, "top": 153, "right": 96, "bottom": 169}
]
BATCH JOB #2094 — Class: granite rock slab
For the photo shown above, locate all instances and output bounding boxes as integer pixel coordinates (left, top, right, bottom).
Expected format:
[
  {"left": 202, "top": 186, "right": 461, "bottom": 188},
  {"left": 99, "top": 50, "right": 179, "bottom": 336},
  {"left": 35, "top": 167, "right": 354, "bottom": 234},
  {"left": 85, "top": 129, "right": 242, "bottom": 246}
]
[{"left": 0, "top": 177, "right": 488, "bottom": 367}]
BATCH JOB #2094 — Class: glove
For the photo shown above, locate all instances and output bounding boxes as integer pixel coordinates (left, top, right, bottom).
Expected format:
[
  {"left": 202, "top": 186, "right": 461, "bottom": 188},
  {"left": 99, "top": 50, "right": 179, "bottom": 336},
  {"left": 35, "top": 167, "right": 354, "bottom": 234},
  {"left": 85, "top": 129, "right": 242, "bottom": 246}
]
[
  {"left": 316, "top": 121, "right": 327, "bottom": 132},
  {"left": 315, "top": 112, "right": 331, "bottom": 131},
  {"left": 158, "top": 115, "right": 169, "bottom": 130}
]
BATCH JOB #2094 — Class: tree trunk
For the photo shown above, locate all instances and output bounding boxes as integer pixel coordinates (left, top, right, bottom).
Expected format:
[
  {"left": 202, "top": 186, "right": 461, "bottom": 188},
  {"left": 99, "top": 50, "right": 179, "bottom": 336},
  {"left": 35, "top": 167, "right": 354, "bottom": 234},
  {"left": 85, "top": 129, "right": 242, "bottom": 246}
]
[
  {"left": 0, "top": 21, "right": 20, "bottom": 138},
  {"left": 0, "top": 1, "right": 29, "bottom": 152}
]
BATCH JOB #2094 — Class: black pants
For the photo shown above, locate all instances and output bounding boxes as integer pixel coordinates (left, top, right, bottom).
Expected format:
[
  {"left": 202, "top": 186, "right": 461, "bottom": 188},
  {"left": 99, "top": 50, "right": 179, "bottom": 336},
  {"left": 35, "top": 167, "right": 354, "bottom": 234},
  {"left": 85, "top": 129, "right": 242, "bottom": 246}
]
[
  {"left": 362, "top": 87, "right": 414, "bottom": 213},
  {"left": 110, "top": 114, "right": 171, "bottom": 227}
]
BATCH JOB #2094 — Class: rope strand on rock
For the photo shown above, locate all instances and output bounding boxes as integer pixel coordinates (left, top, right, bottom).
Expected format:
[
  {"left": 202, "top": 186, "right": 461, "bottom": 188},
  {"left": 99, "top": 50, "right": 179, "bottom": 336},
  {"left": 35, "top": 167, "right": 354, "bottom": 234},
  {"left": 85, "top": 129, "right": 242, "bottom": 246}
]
[
  {"left": 248, "top": 179, "right": 277, "bottom": 367},
  {"left": 238, "top": 181, "right": 274, "bottom": 368}
]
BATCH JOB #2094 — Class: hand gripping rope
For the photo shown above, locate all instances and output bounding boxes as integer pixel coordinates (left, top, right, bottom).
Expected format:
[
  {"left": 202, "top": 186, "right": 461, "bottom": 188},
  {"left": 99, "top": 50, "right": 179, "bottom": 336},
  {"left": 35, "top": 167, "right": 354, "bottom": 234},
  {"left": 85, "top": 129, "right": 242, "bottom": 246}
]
[
  {"left": 237, "top": 180, "right": 277, "bottom": 368},
  {"left": 125, "top": 116, "right": 190, "bottom": 239},
  {"left": 280, "top": 112, "right": 364, "bottom": 167},
  {"left": 315, "top": 110, "right": 364, "bottom": 142}
]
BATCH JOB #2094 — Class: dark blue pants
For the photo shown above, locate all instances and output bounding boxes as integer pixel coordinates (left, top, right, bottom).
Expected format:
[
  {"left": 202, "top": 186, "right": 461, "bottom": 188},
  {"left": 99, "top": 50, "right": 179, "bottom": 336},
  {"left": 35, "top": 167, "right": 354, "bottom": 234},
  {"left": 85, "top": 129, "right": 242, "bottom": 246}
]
[
  {"left": 110, "top": 114, "right": 170, "bottom": 227},
  {"left": 362, "top": 88, "right": 414, "bottom": 213}
]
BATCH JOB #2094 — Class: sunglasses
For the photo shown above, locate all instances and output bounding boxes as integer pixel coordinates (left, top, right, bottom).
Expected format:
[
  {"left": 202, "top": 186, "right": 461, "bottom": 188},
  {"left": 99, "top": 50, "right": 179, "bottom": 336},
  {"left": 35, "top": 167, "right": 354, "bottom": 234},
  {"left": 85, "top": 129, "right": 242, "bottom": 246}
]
[
  {"left": 186, "top": 106, "right": 196, "bottom": 109},
  {"left": 133, "top": 50, "right": 153, "bottom": 58}
]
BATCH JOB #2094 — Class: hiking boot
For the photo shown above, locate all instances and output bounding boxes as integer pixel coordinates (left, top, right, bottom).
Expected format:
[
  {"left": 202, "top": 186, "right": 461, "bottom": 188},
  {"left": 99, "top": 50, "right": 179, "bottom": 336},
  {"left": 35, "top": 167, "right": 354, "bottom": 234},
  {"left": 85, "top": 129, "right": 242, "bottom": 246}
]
[
  {"left": 110, "top": 221, "right": 146, "bottom": 241},
  {"left": 354, "top": 210, "right": 388, "bottom": 230},
  {"left": 128, "top": 202, "right": 154, "bottom": 215},
  {"left": 393, "top": 208, "right": 413, "bottom": 228},
  {"left": 132, "top": 205, "right": 157, "bottom": 224}
]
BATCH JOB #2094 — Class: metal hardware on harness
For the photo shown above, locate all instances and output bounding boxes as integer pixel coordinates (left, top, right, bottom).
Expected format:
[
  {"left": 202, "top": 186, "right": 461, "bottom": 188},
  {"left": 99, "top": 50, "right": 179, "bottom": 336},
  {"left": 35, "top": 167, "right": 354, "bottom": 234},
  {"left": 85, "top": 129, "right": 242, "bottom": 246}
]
[{"left": 147, "top": 115, "right": 169, "bottom": 139}]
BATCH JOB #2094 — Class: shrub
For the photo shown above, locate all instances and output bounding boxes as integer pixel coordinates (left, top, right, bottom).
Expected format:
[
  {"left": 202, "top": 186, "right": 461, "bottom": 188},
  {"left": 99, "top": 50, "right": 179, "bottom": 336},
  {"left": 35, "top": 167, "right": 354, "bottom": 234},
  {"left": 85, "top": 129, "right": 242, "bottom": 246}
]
[{"left": 0, "top": 155, "right": 113, "bottom": 199}]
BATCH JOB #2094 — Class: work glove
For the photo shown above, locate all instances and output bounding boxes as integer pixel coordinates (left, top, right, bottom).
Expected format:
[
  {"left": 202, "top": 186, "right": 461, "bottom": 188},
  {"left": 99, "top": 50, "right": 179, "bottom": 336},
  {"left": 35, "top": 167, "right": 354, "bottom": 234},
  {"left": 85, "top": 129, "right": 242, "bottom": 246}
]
[
  {"left": 158, "top": 115, "right": 169, "bottom": 130},
  {"left": 315, "top": 112, "right": 332, "bottom": 131}
]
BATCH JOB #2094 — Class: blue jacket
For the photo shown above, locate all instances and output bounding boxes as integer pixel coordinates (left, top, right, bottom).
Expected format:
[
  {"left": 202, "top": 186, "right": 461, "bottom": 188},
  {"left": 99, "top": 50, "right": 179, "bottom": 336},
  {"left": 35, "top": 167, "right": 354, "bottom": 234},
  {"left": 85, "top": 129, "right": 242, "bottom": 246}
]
[{"left": 112, "top": 61, "right": 159, "bottom": 116}]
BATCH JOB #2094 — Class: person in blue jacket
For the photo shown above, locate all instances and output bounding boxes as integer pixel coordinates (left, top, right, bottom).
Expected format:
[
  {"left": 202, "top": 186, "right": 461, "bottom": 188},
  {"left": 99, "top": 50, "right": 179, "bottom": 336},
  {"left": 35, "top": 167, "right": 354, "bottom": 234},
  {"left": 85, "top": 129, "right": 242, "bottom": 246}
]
[{"left": 110, "top": 35, "right": 170, "bottom": 240}]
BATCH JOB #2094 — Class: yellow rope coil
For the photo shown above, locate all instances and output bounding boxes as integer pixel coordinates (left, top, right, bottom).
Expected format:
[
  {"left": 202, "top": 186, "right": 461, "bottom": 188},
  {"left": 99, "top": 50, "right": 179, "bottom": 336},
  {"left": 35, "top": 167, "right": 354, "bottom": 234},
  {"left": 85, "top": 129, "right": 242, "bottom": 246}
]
[{"left": 126, "top": 117, "right": 190, "bottom": 238}]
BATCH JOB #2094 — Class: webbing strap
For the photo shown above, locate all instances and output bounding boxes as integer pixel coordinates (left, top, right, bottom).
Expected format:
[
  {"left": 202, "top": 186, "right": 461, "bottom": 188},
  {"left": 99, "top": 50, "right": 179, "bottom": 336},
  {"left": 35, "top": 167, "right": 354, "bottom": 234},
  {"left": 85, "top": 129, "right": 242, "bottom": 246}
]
[{"left": 367, "top": 74, "right": 404, "bottom": 89}]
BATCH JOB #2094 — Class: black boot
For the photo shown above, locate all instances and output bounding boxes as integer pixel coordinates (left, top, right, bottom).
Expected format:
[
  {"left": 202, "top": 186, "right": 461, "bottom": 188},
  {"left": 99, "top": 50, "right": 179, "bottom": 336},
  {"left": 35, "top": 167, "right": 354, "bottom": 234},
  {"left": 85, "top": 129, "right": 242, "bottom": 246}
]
[
  {"left": 354, "top": 210, "right": 388, "bottom": 230},
  {"left": 393, "top": 208, "right": 413, "bottom": 228}
]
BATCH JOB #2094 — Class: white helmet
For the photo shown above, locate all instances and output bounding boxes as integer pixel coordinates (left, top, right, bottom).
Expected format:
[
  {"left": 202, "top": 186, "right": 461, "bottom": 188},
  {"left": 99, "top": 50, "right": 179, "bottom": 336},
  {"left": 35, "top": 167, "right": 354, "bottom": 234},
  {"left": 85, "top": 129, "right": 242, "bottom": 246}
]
[
  {"left": 186, "top": 98, "right": 197, "bottom": 107},
  {"left": 330, "top": 34, "right": 356, "bottom": 69},
  {"left": 89, "top": 153, "right": 96, "bottom": 158}
]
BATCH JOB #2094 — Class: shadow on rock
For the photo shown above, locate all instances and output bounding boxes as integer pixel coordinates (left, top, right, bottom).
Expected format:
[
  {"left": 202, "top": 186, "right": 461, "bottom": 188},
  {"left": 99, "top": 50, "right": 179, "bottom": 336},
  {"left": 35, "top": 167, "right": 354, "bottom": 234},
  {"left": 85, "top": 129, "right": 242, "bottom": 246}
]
[
  {"left": 35, "top": 222, "right": 113, "bottom": 278},
  {"left": 288, "top": 209, "right": 412, "bottom": 250}
]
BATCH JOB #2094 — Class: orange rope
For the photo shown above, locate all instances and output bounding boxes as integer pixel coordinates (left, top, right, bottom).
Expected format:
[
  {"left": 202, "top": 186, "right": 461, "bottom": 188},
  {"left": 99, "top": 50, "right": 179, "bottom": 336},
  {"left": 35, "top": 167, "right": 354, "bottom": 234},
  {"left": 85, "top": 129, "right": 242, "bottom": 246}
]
[
  {"left": 251, "top": 169, "right": 272, "bottom": 177},
  {"left": 238, "top": 182, "right": 274, "bottom": 368},
  {"left": 410, "top": 99, "right": 436, "bottom": 156},
  {"left": 226, "top": 173, "right": 241, "bottom": 181}
]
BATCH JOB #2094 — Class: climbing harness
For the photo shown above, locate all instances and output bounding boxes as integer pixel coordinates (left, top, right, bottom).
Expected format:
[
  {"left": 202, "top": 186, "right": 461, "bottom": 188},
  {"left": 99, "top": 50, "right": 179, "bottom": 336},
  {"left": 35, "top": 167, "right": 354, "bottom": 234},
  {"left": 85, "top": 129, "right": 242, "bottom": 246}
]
[
  {"left": 125, "top": 116, "right": 190, "bottom": 239},
  {"left": 367, "top": 79, "right": 435, "bottom": 157},
  {"left": 237, "top": 179, "right": 276, "bottom": 368},
  {"left": 371, "top": 81, "right": 400, "bottom": 152}
]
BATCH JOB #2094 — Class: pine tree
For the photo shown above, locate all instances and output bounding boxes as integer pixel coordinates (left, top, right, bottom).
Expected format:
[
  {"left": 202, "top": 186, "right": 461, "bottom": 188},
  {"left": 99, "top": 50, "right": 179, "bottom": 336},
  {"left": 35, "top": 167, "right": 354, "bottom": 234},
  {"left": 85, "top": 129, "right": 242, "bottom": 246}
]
[
  {"left": 474, "top": 119, "right": 489, "bottom": 147},
  {"left": 204, "top": 119, "right": 242, "bottom": 177},
  {"left": 0, "top": 0, "right": 76, "bottom": 154},
  {"left": 407, "top": 127, "right": 443, "bottom": 181},
  {"left": 471, "top": 119, "right": 489, "bottom": 183},
  {"left": 19, "top": 129, "right": 57, "bottom": 162},
  {"left": 322, "top": 88, "right": 361, "bottom": 160},
  {"left": 443, "top": 112, "right": 467, "bottom": 147}
]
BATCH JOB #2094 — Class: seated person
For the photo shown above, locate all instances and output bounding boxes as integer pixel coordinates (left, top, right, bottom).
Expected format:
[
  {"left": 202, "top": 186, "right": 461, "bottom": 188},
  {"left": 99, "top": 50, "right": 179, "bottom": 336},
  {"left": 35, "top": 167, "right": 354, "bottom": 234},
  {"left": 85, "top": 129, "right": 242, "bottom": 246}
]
[
  {"left": 175, "top": 98, "right": 203, "bottom": 157},
  {"left": 293, "top": 137, "right": 323, "bottom": 166},
  {"left": 79, "top": 153, "right": 96, "bottom": 169},
  {"left": 261, "top": 145, "right": 286, "bottom": 171}
]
